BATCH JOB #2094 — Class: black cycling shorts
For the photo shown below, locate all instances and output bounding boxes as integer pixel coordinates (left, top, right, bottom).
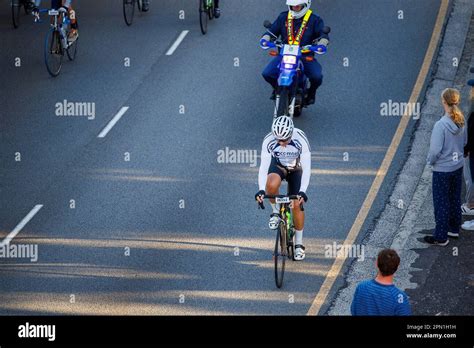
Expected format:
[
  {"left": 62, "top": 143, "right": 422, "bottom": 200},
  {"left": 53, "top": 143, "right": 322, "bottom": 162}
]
[{"left": 268, "top": 158, "right": 302, "bottom": 196}]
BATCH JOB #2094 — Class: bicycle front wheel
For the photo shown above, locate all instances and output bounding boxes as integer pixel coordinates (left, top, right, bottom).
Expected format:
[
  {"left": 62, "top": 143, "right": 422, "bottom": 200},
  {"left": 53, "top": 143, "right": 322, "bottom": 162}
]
[
  {"left": 123, "top": 0, "right": 135, "bottom": 26},
  {"left": 274, "top": 224, "right": 286, "bottom": 288},
  {"left": 44, "top": 29, "right": 63, "bottom": 77},
  {"left": 12, "top": 0, "right": 22, "bottom": 29},
  {"left": 199, "top": 0, "right": 208, "bottom": 35}
]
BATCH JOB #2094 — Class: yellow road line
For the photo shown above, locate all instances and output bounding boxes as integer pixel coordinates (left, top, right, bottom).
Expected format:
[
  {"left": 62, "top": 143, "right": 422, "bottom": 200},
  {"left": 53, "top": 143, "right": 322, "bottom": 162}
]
[{"left": 307, "top": 0, "right": 450, "bottom": 316}]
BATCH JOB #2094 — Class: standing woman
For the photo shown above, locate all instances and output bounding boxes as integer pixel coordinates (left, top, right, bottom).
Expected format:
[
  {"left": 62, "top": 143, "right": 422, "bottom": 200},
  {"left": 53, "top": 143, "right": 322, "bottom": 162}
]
[{"left": 426, "top": 88, "right": 467, "bottom": 246}]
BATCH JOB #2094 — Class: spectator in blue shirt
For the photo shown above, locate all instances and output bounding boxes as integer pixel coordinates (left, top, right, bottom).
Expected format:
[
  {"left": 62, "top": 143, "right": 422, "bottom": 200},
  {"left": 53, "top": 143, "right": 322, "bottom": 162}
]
[{"left": 351, "top": 249, "right": 411, "bottom": 316}]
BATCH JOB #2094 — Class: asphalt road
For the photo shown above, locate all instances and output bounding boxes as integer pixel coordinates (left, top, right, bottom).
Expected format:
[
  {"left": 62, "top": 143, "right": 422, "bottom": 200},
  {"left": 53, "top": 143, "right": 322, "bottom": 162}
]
[{"left": 0, "top": 0, "right": 441, "bottom": 315}]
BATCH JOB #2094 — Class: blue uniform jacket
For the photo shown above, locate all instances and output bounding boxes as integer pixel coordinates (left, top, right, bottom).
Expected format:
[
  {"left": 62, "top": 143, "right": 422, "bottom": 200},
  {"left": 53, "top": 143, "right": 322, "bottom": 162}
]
[{"left": 267, "top": 11, "right": 329, "bottom": 47}]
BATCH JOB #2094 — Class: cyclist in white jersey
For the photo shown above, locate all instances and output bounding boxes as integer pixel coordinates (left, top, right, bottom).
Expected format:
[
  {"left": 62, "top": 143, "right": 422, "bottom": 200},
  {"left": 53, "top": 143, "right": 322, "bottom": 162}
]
[
  {"left": 29, "top": 0, "right": 78, "bottom": 43},
  {"left": 255, "top": 116, "right": 311, "bottom": 260}
]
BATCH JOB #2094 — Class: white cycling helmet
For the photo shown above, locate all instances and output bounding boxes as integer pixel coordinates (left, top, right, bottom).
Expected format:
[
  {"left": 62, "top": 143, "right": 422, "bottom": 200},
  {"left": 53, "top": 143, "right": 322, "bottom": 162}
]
[
  {"left": 287, "top": 0, "right": 311, "bottom": 19},
  {"left": 272, "top": 116, "right": 294, "bottom": 140}
]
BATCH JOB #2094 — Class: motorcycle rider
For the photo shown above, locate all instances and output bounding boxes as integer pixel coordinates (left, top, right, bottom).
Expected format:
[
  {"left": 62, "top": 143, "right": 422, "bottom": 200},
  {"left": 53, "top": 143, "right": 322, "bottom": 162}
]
[{"left": 260, "top": 0, "right": 329, "bottom": 105}]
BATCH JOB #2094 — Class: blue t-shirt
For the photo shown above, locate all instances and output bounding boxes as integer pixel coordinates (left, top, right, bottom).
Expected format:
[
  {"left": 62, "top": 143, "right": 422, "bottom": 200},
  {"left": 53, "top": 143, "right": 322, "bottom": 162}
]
[{"left": 351, "top": 279, "right": 411, "bottom": 316}]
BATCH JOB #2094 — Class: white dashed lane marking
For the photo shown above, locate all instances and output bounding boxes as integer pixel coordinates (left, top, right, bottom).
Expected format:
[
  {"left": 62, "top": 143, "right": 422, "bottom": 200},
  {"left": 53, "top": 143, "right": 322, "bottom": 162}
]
[
  {"left": 1, "top": 205, "right": 43, "bottom": 247},
  {"left": 166, "top": 30, "right": 190, "bottom": 56},
  {"left": 98, "top": 106, "right": 129, "bottom": 138}
]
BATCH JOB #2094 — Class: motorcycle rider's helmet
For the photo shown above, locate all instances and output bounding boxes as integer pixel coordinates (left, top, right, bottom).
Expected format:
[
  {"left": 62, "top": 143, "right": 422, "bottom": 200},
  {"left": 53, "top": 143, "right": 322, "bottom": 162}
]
[
  {"left": 286, "top": 0, "right": 311, "bottom": 19},
  {"left": 272, "top": 116, "right": 294, "bottom": 140}
]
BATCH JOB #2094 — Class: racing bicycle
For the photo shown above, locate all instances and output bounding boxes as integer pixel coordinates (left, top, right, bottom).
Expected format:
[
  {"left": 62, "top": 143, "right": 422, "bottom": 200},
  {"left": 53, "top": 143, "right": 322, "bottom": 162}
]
[
  {"left": 199, "top": 0, "right": 215, "bottom": 35},
  {"left": 35, "top": 8, "right": 78, "bottom": 77},
  {"left": 258, "top": 194, "right": 304, "bottom": 288},
  {"left": 123, "top": 0, "right": 145, "bottom": 26}
]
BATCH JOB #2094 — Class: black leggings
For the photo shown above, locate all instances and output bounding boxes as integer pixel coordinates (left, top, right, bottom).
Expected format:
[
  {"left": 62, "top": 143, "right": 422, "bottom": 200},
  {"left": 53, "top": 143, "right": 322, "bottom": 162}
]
[{"left": 215, "top": 0, "right": 219, "bottom": 7}]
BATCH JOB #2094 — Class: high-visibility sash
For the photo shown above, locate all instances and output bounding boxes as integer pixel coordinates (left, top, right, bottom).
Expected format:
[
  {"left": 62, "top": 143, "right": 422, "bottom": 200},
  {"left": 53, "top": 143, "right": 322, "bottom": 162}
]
[{"left": 287, "top": 10, "right": 312, "bottom": 45}]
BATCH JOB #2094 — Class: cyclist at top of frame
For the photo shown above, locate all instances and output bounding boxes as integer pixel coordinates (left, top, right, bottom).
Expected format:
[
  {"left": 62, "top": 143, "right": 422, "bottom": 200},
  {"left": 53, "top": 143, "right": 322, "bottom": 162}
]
[
  {"left": 141, "top": 0, "right": 221, "bottom": 17},
  {"left": 260, "top": 0, "right": 330, "bottom": 106},
  {"left": 255, "top": 116, "right": 311, "bottom": 261},
  {"left": 27, "top": 0, "right": 78, "bottom": 43}
]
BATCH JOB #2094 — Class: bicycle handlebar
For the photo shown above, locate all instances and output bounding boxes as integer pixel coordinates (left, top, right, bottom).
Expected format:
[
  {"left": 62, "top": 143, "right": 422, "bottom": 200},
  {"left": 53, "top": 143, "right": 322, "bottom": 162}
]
[
  {"left": 32, "top": 9, "right": 48, "bottom": 23},
  {"left": 257, "top": 194, "right": 305, "bottom": 212},
  {"left": 262, "top": 194, "right": 300, "bottom": 199},
  {"left": 33, "top": 8, "right": 64, "bottom": 23}
]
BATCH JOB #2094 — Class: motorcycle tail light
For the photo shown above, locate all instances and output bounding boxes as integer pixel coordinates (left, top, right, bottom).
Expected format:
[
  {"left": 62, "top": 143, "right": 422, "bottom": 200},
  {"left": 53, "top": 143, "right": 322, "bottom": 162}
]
[
  {"left": 269, "top": 51, "right": 279, "bottom": 56},
  {"left": 305, "top": 56, "right": 314, "bottom": 62}
]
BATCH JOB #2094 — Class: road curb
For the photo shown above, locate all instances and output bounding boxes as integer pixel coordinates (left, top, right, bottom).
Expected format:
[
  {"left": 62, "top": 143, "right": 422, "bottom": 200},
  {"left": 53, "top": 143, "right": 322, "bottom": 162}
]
[{"left": 327, "top": 0, "right": 473, "bottom": 315}]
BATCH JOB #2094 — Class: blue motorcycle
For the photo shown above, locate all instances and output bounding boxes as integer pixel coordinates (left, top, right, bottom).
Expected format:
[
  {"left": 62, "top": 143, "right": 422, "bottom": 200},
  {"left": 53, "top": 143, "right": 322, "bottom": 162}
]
[{"left": 261, "top": 20, "right": 330, "bottom": 118}]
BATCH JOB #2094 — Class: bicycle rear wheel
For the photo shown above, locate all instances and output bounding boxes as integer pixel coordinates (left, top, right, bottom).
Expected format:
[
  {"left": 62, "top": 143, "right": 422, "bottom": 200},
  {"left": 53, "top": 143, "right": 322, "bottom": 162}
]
[
  {"left": 12, "top": 0, "right": 22, "bottom": 29},
  {"left": 123, "top": 0, "right": 135, "bottom": 26},
  {"left": 199, "top": 0, "right": 208, "bottom": 35},
  {"left": 274, "top": 224, "right": 286, "bottom": 288},
  {"left": 66, "top": 35, "right": 78, "bottom": 61},
  {"left": 44, "top": 29, "right": 63, "bottom": 77}
]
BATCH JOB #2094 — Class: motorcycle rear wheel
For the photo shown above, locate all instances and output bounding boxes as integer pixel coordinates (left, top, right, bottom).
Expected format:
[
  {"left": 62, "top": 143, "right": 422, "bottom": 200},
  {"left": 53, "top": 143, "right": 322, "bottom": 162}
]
[{"left": 276, "top": 88, "right": 290, "bottom": 117}]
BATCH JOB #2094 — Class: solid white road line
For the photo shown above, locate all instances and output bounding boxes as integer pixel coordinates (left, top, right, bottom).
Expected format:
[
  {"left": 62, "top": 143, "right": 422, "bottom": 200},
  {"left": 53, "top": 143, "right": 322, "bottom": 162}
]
[
  {"left": 166, "top": 30, "right": 190, "bottom": 56},
  {"left": 98, "top": 106, "right": 129, "bottom": 138},
  {"left": 0, "top": 205, "right": 43, "bottom": 247}
]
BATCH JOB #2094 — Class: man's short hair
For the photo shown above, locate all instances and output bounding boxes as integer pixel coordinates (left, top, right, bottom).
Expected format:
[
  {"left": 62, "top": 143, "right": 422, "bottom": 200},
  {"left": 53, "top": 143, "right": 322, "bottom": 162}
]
[{"left": 377, "top": 249, "right": 400, "bottom": 276}]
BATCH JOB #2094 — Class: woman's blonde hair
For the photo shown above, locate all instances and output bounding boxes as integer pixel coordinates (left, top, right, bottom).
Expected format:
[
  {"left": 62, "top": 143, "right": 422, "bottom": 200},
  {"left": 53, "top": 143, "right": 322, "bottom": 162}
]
[{"left": 442, "top": 88, "right": 464, "bottom": 127}]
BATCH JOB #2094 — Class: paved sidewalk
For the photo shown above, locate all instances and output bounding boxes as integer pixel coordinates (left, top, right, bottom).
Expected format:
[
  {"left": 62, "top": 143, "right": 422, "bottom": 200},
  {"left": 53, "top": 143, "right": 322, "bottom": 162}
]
[
  {"left": 328, "top": 0, "right": 474, "bottom": 315},
  {"left": 406, "top": 176, "right": 474, "bottom": 315}
]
